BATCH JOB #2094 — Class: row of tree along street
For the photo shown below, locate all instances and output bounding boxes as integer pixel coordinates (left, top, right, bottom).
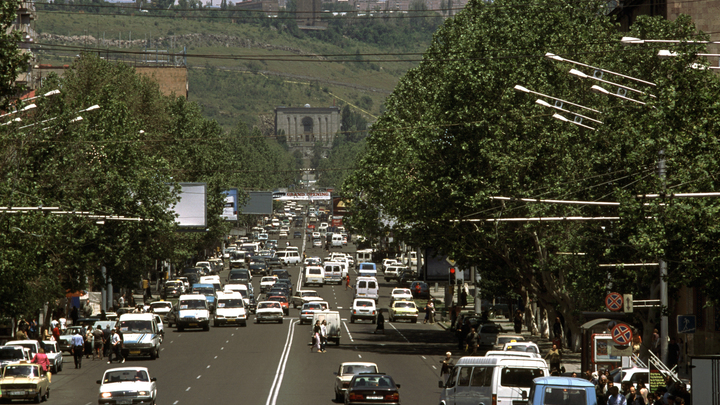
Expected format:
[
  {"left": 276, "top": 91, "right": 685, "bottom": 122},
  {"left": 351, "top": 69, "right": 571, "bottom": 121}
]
[
  {"left": 0, "top": 48, "right": 297, "bottom": 320},
  {"left": 343, "top": 0, "right": 720, "bottom": 351}
]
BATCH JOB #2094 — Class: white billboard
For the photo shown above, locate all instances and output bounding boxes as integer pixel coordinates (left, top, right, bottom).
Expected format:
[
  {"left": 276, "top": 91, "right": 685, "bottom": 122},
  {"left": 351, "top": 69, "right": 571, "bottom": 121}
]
[{"left": 171, "top": 183, "right": 207, "bottom": 228}]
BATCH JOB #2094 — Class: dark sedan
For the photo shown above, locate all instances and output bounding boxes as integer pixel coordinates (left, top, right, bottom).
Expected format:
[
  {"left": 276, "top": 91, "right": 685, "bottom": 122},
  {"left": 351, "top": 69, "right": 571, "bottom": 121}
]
[
  {"left": 265, "top": 257, "right": 283, "bottom": 268},
  {"left": 249, "top": 263, "right": 268, "bottom": 277},
  {"left": 345, "top": 373, "right": 400, "bottom": 405}
]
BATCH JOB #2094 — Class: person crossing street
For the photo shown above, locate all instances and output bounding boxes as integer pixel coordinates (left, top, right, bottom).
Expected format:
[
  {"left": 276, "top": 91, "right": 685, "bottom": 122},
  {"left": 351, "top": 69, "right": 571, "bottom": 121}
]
[{"left": 71, "top": 328, "right": 84, "bottom": 369}]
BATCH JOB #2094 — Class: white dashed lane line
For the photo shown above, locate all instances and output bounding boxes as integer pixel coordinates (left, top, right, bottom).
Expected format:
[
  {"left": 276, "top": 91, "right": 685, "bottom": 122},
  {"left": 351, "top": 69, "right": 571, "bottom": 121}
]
[
  {"left": 186, "top": 387, "right": 191, "bottom": 392},
  {"left": 432, "top": 365, "right": 437, "bottom": 369},
  {"left": 207, "top": 365, "right": 211, "bottom": 369},
  {"left": 173, "top": 401, "right": 179, "bottom": 404},
  {"left": 197, "top": 375, "right": 201, "bottom": 379},
  {"left": 388, "top": 322, "right": 410, "bottom": 343},
  {"left": 342, "top": 321, "right": 354, "bottom": 342}
]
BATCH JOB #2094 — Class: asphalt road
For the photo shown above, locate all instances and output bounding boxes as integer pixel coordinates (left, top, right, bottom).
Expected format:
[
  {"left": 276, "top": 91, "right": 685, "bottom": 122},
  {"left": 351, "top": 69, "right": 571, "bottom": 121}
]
[{"left": 45, "top": 233, "right": 455, "bottom": 405}]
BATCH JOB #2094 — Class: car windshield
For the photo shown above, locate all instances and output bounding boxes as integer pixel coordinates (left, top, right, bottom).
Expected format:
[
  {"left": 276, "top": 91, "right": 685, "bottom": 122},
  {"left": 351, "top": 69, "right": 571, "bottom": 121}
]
[
  {"left": 344, "top": 364, "right": 378, "bottom": 375},
  {"left": 506, "top": 345, "right": 538, "bottom": 353},
  {"left": 151, "top": 302, "right": 172, "bottom": 310},
  {"left": 103, "top": 370, "right": 149, "bottom": 383},
  {"left": 500, "top": 367, "right": 544, "bottom": 387},
  {"left": 393, "top": 289, "right": 411, "bottom": 295},
  {"left": 42, "top": 343, "right": 57, "bottom": 353},
  {"left": 193, "top": 287, "right": 214, "bottom": 295},
  {"left": 498, "top": 337, "right": 524, "bottom": 344},
  {"left": 229, "top": 273, "right": 248, "bottom": 280},
  {"left": 217, "top": 299, "right": 244, "bottom": 308},
  {"left": 303, "top": 291, "right": 318, "bottom": 297},
  {"left": 179, "top": 300, "right": 206, "bottom": 309},
  {"left": 541, "top": 387, "right": 587, "bottom": 405},
  {"left": 166, "top": 282, "right": 181, "bottom": 287},
  {"left": 304, "top": 304, "right": 322, "bottom": 310},
  {"left": 352, "top": 376, "right": 394, "bottom": 388},
  {"left": 0, "top": 348, "right": 23, "bottom": 360},
  {"left": 394, "top": 302, "right": 416, "bottom": 308},
  {"left": 3, "top": 365, "right": 38, "bottom": 378},
  {"left": 309, "top": 269, "right": 321, "bottom": 274},
  {"left": 268, "top": 296, "right": 287, "bottom": 303},
  {"left": 356, "top": 301, "right": 374, "bottom": 307},
  {"left": 258, "top": 302, "right": 280, "bottom": 309},
  {"left": 118, "top": 320, "right": 154, "bottom": 333},
  {"left": 261, "top": 277, "right": 276, "bottom": 283}
]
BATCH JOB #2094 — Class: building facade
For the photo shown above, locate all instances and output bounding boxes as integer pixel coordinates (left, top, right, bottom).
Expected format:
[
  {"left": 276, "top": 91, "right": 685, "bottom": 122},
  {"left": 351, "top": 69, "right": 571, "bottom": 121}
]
[{"left": 275, "top": 105, "right": 341, "bottom": 149}]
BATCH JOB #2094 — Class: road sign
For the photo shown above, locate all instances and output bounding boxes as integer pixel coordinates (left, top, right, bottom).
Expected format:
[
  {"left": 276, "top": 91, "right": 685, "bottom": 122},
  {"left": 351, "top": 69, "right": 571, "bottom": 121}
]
[
  {"left": 605, "top": 292, "right": 624, "bottom": 312},
  {"left": 611, "top": 323, "right": 633, "bottom": 345},
  {"left": 623, "top": 294, "right": 633, "bottom": 313},
  {"left": 677, "top": 315, "right": 696, "bottom": 334}
]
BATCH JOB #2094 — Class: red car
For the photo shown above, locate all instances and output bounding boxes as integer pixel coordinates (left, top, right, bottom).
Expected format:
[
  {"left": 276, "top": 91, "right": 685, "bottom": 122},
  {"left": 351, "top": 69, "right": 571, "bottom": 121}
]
[{"left": 268, "top": 295, "right": 289, "bottom": 315}]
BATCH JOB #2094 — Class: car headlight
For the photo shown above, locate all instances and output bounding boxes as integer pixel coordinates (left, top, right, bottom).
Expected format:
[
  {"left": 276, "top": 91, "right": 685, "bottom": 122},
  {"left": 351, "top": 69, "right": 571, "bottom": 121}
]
[
  {"left": 101, "top": 392, "right": 113, "bottom": 398},
  {"left": 138, "top": 391, "right": 149, "bottom": 396}
]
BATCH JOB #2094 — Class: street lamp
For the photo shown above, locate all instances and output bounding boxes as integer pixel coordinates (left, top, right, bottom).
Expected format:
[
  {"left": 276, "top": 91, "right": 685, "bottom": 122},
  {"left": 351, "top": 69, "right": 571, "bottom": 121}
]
[
  {"left": 590, "top": 85, "right": 648, "bottom": 106},
  {"left": 551, "top": 113, "right": 596, "bottom": 130},
  {"left": 514, "top": 85, "right": 601, "bottom": 130},
  {"left": 569, "top": 69, "right": 656, "bottom": 99},
  {"left": 657, "top": 50, "right": 720, "bottom": 70},
  {"left": 545, "top": 52, "right": 656, "bottom": 87},
  {"left": 622, "top": 36, "right": 720, "bottom": 45}
]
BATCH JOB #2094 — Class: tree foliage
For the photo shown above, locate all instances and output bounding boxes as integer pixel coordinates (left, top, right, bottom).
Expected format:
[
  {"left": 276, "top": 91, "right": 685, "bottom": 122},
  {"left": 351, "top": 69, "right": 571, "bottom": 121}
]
[
  {"left": 0, "top": 1, "right": 30, "bottom": 110},
  {"left": 344, "top": 0, "right": 720, "bottom": 345}
]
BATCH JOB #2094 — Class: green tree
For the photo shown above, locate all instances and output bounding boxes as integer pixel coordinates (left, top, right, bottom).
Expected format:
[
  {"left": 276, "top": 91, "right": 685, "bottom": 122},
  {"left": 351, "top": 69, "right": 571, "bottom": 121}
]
[
  {"left": 0, "top": 2, "right": 30, "bottom": 110},
  {"left": 344, "top": 0, "right": 720, "bottom": 350}
]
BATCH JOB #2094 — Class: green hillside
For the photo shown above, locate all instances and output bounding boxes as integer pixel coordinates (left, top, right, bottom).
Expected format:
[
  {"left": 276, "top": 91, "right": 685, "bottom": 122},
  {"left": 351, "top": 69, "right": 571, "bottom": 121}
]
[{"left": 33, "top": 8, "right": 442, "bottom": 131}]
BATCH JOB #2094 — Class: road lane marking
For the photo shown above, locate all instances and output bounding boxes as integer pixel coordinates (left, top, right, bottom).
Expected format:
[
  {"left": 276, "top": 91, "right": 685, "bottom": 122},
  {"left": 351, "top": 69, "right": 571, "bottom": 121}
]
[
  {"left": 422, "top": 356, "right": 426, "bottom": 359},
  {"left": 170, "top": 341, "right": 174, "bottom": 344},
  {"left": 186, "top": 387, "right": 191, "bottom": 391},
  {"left": 432, "top": 365, "right": 437, "bottom": 369},
  {"left": 226, "top": 340, "right": 229, "bottom": 343},
  {"left": 173, "top": 401, "right": 179, "bottom": 404},
  {"left": 231, "top": 334, "right": 234, "bottom": 336},
  {"left": 221, "top": 347, "right": 224, "bottom": 350},
  {"left": 358, "top": 354, "right": 362, "bottom": 358},
  {"left": 207, "top": 365, "right": 211, "bottom": 368},
  {"left": 214, "top": 356, "right": 217, "bottom": 359},
  {"left": 342, "top": 321, "right": 354, "bottom": 342},
  {"left": 265, "top": 320, "right": 299, "bottom": 405},
  {"left": 161, "top": 348, "right": 165, "bottom": 351},
  {"left": 388, "top": 322, "right": 410, "bottom": 343},
  {"left": 337, "top": 307, "right": 343, "bottom": 309},
  {"left": 197, "top": 375, "right": 201, "bottom": 379}
]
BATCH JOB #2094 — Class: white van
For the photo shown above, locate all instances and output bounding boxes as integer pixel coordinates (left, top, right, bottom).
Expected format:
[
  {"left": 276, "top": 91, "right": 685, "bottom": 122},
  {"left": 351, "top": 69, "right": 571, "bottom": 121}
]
[
  {"left": 116, "top": 313, "right": 162, "bottom": 359},
  {"left": 276, "top": 250, "right": 301, "bottom": 265},
  {"left": 437, "top": 355, "right": 549, "bottom": 405},
  {"left": 354, "top": 276, "right": 379, "bottom": 302},
  {"left": 177, "top": 294, "right": 211, "bottom": 331},
  {"left": 312, "top": 311, "right": 341, "bottom": 345},
  {"left": 214, "top": 291, "right": 247, "bottom": 327},
  {"left": 331, "top": 233, "right": 343, "bottom": 248},
  {"left": 319, "top": 222, "right": 329, "bottom": 234},
  {"left": 323, "top": 262, "right": 344, "bottom": 285},
  {"left": 356, "top": 249, "right": 373, "bottom": 264},
  {"left": 304, "top": 266, "right": 325, "bottom": 286}
]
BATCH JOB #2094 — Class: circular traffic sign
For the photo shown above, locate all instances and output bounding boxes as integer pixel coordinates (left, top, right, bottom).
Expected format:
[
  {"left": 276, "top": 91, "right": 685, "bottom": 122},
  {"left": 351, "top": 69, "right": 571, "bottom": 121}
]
[
  {"left": 611, "top": 323, "right": 633, "bottom": 345},
  {"left": 605, "top": 292, "right": 624, "bottom": 312}
]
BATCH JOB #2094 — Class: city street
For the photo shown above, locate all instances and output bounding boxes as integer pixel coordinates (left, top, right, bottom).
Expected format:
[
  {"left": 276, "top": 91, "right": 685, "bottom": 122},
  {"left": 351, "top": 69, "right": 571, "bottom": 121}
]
[{"left": 46, "top": 239, "right": 457, "bottom": 405}]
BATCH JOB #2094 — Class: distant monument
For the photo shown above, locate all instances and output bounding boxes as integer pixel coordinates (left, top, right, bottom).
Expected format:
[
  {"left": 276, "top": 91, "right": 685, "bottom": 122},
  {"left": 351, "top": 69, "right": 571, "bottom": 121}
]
[{"left": 275, "top": 104, "right": 341, "bottom": 151}]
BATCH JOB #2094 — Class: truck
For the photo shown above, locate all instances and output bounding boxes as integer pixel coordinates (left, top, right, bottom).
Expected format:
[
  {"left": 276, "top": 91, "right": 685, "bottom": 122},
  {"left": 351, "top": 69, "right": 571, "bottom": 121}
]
[{"left": 312, "top": 311, "right": 341, "bottom": 346}]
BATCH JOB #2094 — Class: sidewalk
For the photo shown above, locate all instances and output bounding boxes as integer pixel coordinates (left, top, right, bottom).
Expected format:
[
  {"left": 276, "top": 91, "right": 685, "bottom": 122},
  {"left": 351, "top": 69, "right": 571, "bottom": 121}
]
[{"left": 434, "top": 311, "right": 582, "bottom": 376}]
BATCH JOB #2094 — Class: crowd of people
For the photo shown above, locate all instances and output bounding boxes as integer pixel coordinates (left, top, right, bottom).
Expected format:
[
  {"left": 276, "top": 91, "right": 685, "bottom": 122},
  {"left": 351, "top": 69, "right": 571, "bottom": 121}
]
[{"left": 584, "top": 369, "right": 691, "bottom": 405}]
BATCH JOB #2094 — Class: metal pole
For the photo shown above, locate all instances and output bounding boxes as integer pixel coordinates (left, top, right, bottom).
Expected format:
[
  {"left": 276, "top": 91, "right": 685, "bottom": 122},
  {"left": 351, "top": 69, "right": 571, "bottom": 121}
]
[
  {"left": 473, "top": 266, "right": 481, "bottom": 314},
  {"left": 101, "top": 265, "right": 107, "bottom": 312},
  {"left": 658, "top": 149, "right": 668, "bottom": 365}
]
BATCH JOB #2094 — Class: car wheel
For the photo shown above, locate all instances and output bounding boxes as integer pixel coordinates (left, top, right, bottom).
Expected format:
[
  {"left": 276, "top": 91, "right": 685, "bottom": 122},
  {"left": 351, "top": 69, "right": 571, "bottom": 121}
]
[
  {"left": 150, "top": 349, "right": 157, "bottom": 360},
  {"left": 178, "top": 326, "right": 184, "bottom": 332},
  {"left": 335, "top": 390, "right": 342, "bottom": 402},
  {"left": 34, "top": 392, "right": 41, "bottom": 404},
  {"left": 372, "top": 317, "right": 377, "bottom": 324},
  {"left": 213, "top": 319, "right": 218, "bottom": 328},
  {"left": 45, "top": 388, "right": 50, "bottom": 401},
  {"left": 279, "top": 319, "right": 283, "bottom": 324},
  {"left": 350, "top": 317, "right": 355, "bottom": 323},
  {"left": 412, "top": 318, "right": 417, "bottom": 323},
  {"left": 203, "top": 324, "right": 210, "bottom": 331}
]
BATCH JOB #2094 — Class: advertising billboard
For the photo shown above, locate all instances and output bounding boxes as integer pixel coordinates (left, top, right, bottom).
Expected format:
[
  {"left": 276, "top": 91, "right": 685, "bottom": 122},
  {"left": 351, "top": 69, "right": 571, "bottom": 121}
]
[
  {"left": 170, "top": 183, "right": 207, "bottom": 229},
  {"left": 222, "top": 189, "right": 238, "bottom": 221},
  {"left": 241, "top": 191, "right": 273, "bottom": 215},
  {"left": 273, "top": 191, "right": 331, "bottom": 201}
]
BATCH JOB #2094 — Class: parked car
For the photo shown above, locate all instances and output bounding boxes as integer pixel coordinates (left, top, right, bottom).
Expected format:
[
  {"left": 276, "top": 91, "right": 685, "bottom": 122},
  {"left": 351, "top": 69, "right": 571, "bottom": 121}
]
[{"left": 97, "top": 367, "right": 157, "bottom": 405}]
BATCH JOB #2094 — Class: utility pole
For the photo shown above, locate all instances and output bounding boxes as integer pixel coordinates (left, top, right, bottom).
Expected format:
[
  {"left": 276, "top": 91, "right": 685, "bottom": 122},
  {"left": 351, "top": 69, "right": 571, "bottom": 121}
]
[
  {"left": 473, "top": 266, "right": 481, "bottom": 314},
  {"left": 658, "top": 149, "right": 668, "bottom": 365}
]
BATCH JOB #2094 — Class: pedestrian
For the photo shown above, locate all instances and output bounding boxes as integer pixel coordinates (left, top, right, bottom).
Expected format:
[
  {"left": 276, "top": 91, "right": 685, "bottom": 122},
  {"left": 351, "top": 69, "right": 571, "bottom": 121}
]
[
  {"left": 108, "top": 327, "right": 125, "bottom": 364},
  {"left": 634, "top": 388, "right": 649, "bottom": 405},
  {"left": 596, "top": 375, "right": 609, "bottom": 405},
  {"left": 513, "top": 310, "right": 523, "bottom": 333},
  {"left": 607, "top": 385, "right": 627, "bottom": 405},
  {"left": 312, "top": 321, "right": 322, "bottom": 353},
  {"left": 29, "top": 319, "right": 37, "bottom": 339},
  {"left": 84, "top": 326, "right": 94, "bottom": 358},
  {"left": 92, "top": 325, "right": 104, "bottom": 360},
  {"left": 16, "top": 326, "right": 27, "bottom": 340},
  {"left": 440, "top": 352, "right": 454, "bottom": 377},
  {"left": 625, "top": 385, "right": 636, "bottom": 404},
  {"left": 51, "top": 322, "right": 60, "bottom": 342},
  {"left": 424, "top": 300, "right": 435, "bottom": 324},
  {"left": 375, "top": 310, "right": 385, "bottom": 334},
  {"left": 428, "top": 299, "right": 436, "bottom": 323},
  {"left": 118, "top": 294, "right": 125, "bottom": 308},
  {"left": 651, "top": 328, "right": 660, "bottom": 356},
  {"left": 667, "top": 338, "right": 680, "bottom": 370},
  {"left": 457, "top": 319, "right": 471, "bottom": 350},
  {"left": 31, "top": 348, "right": 51, "bottom": 383},
  {"left": 465, "top": 327, "right": 479, "bottom": 355},
  {"left": 103, "top": 324, "right": 112, "bottom": 358},
  {"left": 545, "top": 344, "right": 562, "bottom": 375},
  {"left": 345, "top": 275, "right": 351, "bottom": 291},
  {"left": 71, "top": 327, "right": 84, "bottom": 369},
  {"left": 320, "top": 320, "right": 328, "bottom": 352},
  {"left": 143, "top": 278, "right": 152, "bottom": 301}
]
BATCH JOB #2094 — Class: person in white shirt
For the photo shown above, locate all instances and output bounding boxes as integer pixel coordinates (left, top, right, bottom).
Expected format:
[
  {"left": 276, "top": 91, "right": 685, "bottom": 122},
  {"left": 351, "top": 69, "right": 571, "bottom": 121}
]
[
  {"left": 108, "top": 327, "right": 125, "bottom": 364},
  {"left": 320, "top": 320, "right": 328, "bottom": 353}
]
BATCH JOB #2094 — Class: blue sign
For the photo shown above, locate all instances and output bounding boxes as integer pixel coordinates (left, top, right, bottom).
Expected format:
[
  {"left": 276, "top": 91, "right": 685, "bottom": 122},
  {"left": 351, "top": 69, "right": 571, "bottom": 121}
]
[
  {"left": 677, "top": 315, "right": 696, "bottom": 334},
  {"left": 222, "top": 189, "right": 238, "bottom": 221}
]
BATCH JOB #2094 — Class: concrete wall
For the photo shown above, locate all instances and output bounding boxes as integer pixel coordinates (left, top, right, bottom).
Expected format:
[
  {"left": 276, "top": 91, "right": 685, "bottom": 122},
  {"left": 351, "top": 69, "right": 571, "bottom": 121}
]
[{"left": 275, "top": 106, "right": 341, "bottom": 148}]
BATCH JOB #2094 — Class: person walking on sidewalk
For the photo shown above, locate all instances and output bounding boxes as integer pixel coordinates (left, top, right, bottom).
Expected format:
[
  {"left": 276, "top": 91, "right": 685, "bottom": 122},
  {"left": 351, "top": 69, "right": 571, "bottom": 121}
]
[
  {"left": 465, "top": 327, "right": 479, "bottom": 355},
  {"left": 513, "top": 310, "right": 523, "bottom": 333},
  {"left": 545, "top": 344, "right": 562, "bottom": 374}
]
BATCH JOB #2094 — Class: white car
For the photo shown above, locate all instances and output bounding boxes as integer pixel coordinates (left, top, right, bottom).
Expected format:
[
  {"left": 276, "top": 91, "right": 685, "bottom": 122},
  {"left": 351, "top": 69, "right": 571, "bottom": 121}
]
[
  {"left": 312, "top": 232, "right": 321, "bottom": 239},
  {"left": 334, "top": 362, "right": 378, "bottom": 402},
  {"left": 390, "top": 288, "right": 413, "bottom": 303},
  {"left": 313, "top": 239, "right": 322, "bottom": 247},
  {"left": 291, "top": 290, "right": 324, "bottom": 308},
  {"left": 382, "top": 259, "right": 400, "bottom": 271},
  {"left": 260, "top": 276, "right": 278, "bottom": 293},
  {"left": 350, "top": 299, "right": 378, "bottom": 323},
  {"left": 149, "top": 301, "right": 173, "bottom": 317},
  {"left": 502, "top": 341, "right": 541, "bottom": 358},
  {"left": 41, "top": 340, "right": 63, "bottom": 373},
  {"left": 255, "top": 301, "right": 284, "bottom": 324},
  {"left": 97, "top": 367, "right": 157, "bottom": 405},
  {"left": 385, "top": 265, "right": 407, "bottom": 282},
  {"left": 299, "top": 302, "right": 325, "bottom": 324}
]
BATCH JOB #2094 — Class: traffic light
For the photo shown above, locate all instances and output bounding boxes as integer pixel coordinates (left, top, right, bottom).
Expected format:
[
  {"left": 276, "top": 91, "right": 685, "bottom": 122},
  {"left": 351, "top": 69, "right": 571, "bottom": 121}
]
[{"left": 449, "top": 267, "right": 456, "bottom": 283}]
